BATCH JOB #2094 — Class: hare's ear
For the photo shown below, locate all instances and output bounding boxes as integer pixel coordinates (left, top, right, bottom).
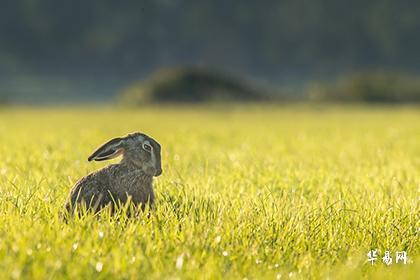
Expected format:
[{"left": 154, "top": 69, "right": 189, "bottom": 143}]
[{"left": 88, "top": 137, "right": 125, "bottom": 162}]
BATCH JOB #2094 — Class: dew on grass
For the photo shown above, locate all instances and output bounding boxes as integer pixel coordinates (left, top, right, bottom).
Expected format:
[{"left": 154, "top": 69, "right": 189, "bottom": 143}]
[
  {"left": 176, "top": 254, "right": 184, "bottom": 270},
  {"left": 95, "top": 262, "right": 103, "bottom": 272}
]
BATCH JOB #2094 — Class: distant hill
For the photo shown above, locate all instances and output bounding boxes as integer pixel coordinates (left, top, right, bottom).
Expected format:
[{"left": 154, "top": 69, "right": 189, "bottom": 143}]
[{"left": 120, "top": 68, "right": 268, "bottom": 104}]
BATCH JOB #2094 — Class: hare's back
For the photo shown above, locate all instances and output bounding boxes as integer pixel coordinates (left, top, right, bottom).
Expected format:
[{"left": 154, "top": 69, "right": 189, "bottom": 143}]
[{"left": 66, "top": 169, "right": 113, "bottom": 211}]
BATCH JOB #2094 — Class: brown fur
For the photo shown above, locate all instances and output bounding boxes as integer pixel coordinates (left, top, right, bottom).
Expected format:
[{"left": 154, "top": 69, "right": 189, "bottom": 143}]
[{"left": 64, "top": 132, "right": 162, "bottom": 215}]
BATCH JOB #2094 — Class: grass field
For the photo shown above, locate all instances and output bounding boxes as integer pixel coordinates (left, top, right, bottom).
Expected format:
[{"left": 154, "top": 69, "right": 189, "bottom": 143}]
[{"left": 0, "top": 105, "right": 418, "bottom": 279}]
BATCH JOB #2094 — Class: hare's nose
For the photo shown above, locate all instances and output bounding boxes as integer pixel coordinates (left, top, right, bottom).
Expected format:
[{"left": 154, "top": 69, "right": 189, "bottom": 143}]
[{"left": 155, "top": 168, "right": 162, "bottom": 176}]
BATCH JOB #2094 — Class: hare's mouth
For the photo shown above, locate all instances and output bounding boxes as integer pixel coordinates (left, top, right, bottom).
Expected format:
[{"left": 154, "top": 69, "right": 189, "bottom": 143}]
[
  {"left": 155, "top": 168, "right": 162, "bottom": 177},
  {"left": 142, "top": 165, "right": 161, "bottom": 176}
]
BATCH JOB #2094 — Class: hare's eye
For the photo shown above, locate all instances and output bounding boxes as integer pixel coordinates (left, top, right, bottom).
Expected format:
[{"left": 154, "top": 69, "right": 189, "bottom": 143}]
[{"left": 142, "top": 143, "right": 152, "bottom": 152}]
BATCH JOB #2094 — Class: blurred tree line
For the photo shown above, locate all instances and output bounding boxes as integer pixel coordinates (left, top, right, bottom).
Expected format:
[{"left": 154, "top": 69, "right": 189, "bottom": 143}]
[
  {"left": 1, "top": 0, "right": 420, "bottom": 79},
  {"left": 308, "top": 71, "right": 420, "bottom": 103}
]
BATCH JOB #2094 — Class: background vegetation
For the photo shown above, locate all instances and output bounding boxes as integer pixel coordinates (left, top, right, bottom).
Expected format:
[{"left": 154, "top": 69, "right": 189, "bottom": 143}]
[
  {"left": 1, "top": 0, "right": 420, "bottom": 103},
  {"left": 308, "top": 71, "right": 420, "bottom": 103},
  {"left": 120, "top": 68, "right": 266, "bottom": 105},
  {"left": 2, "top": 0, "right": 420, "bottom": 75}
]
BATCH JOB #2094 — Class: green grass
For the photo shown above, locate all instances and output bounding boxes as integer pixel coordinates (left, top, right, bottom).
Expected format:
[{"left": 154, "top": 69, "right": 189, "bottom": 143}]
[{"left": 0, "top": 105, "right": 418, "bottom": 279}]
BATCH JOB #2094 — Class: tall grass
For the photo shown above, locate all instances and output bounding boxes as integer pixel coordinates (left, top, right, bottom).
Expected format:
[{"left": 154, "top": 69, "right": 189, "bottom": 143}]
[{"left": 0, "top": 105, "right": 418, "bottom": 279}]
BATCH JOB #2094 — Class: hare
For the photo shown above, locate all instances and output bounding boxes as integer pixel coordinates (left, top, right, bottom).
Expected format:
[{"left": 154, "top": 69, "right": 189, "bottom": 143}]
[{"left": 64, "top": 132, "right": 162, "bottom": 215}]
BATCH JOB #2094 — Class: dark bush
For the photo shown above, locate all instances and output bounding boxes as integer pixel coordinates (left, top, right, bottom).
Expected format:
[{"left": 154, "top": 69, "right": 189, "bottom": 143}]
[
  {"left": 308, "top": 72, "right": 420, "bottom": 103},
  {"left": 119, "top": 67, "right": 267, "bottom": 104}
]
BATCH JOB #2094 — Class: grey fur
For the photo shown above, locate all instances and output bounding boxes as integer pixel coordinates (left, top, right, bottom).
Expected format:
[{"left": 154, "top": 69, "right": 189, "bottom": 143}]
[{"left": 64, "top": 132, "right": 162, "bottom": 215}]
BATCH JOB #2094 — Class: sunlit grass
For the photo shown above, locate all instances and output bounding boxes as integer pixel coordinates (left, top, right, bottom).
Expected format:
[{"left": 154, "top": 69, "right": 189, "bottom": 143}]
[{"left": 0, "top": 105, "right": 418, "bottom": 279}]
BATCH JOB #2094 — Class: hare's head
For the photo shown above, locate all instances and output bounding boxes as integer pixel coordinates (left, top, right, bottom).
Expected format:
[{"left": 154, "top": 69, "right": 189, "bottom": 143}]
[{"left": 88, "top": 132, "right": 162, "bottom": 176}]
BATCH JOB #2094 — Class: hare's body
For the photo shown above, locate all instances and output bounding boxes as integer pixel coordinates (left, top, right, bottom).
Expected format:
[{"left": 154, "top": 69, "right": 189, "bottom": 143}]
[
  {"left": 65, "top": 164, "right": 154, "bottom": 213},
  {"left": 65, "top": 132, "right": 162, "bottom": 215}
]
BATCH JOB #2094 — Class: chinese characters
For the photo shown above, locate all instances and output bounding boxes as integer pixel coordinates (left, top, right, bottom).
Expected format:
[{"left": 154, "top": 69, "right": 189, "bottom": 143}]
[{"left": 367, "top": 250, "right": 408, "bottom": 265}]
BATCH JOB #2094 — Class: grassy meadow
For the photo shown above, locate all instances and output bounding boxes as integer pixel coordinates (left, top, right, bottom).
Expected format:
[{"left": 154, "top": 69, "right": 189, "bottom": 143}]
[{"left": 0, "top": 105, "right": 418, "bottom": 279}]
